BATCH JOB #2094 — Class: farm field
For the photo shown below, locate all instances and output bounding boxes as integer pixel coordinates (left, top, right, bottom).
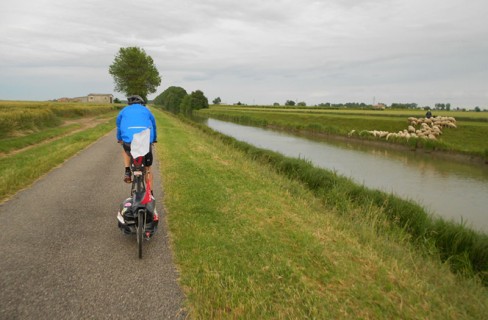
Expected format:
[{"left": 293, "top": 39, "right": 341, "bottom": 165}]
[
  {"left": 197, "top": 105, "right": 488, "bottom": 159},
  {"left": 0, "top": 101, "right": 119, "bottom": 201}
]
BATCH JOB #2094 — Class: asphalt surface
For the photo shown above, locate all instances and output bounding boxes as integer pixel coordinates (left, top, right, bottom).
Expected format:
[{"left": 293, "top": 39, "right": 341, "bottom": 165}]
[{"left": 0, "top": 131, "right": 187, "bottom": 319}]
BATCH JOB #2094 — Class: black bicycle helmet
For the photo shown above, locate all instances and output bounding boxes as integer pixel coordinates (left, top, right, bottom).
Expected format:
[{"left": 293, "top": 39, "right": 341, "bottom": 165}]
[{"left": 127, "top": 95, "right": 145, "bottom": 105}]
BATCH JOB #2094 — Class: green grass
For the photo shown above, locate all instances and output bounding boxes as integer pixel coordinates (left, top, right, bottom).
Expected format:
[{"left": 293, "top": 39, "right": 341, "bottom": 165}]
[
  {"left": 0, "top": 124, "right": 80, "bottom": 154},
  {"left": 197, "top": 106, "right": 488, "bottom": 158},
  {"left": 0, "top": 101, "right": 120, "bottom": 139},
  {"left": 179, "top": 115, "right": 488, "bottom": 283},
  {"left": 154, "top": 110, "right": 487, "bottom": 319},
  {"left": 0, "top": 102, "right": 118, "bottom": 201},
  {"left": 0, "top": 118, "right": 115, "bottom": 202}
]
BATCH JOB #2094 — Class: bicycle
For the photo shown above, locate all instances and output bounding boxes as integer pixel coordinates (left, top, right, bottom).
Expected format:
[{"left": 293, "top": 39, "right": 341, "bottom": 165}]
[{"left": 117, "top": 151, "right": 159, "bottom": 259}]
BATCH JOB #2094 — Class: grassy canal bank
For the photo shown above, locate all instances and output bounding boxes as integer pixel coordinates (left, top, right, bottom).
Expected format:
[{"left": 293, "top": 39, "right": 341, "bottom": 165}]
[
  {"left": 154, "top": 109, "right": 487, "bottom": 319},
  {"left": 197, "top": 105, "right": 488, "bottom": 161}
]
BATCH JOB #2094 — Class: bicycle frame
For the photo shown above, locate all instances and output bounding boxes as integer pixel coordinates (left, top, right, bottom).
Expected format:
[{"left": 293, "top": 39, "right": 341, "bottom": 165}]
[
  {"left": 130, "top": 156, "right": 149, "bottom": 257},
  {"left": 130, "top": 156, "right": 146, "bottom": 198}
]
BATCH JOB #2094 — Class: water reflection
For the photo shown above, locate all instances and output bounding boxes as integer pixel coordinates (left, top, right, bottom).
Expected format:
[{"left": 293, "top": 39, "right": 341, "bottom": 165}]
[{"left": 206, "top": 118, "right": 488, "bottom": 232}]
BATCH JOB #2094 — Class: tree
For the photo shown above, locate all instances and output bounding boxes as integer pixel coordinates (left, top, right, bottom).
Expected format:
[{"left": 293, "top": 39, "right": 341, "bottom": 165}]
[
  {"left": 213, "top": 97, "right": 222, "bottom": 105},
  {"left": 297, "top": 101, "right": 307, "bottom": 106},
  {"left": 179, "top": 90, "right": 209, "bottom": 115},
  {"left": 179, "top": 95, "right": 193, "bottom": 115},
  {"left": 189, "top": 90, "right": 209, "bottom": 110},
  {"left": 154, "top": 86, "right": 187, "bottom": 113},
  {"left": 285, "top": 100, "right": 295, "bottom": 106},
  {"left": 108, "top": 47, "right": 161, "bottom": 102},
  {"left": 435, "top": 103, "right": 446, "bottom": 110}
]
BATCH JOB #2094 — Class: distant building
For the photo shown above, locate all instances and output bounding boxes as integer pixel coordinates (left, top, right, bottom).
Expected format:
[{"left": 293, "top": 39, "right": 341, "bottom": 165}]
[{"left": 57, "top": 93, "right": 114, "bottom": 103}]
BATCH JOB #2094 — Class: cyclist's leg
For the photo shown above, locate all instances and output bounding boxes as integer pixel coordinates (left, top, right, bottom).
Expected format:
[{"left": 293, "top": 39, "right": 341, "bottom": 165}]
[
  {"left": 144, "top": 146, "right": 154, "bottom": 191},
  {"left": 146, "top": 166, "right": 153, "bottom": 190},
  {"left": 122, "top": 143, "right": 132, "bottom": 183},
  {"left": 122, "top": 149, "right": 131, "bottom": 167}
]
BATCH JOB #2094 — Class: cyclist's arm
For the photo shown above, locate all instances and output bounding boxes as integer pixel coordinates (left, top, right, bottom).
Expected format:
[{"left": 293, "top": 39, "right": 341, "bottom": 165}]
[
  {"left": 149, "top": 112, "right": 157, "bottom": 142},
  {"left": 116, "top": 112, "right": 123, "bottom": 142}
]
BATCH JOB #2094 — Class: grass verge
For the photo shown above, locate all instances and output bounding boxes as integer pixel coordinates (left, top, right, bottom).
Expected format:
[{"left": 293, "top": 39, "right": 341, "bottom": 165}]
[
  {"left": 0, "top": 124, "right": 80, "bottom": 154},
  {"left": 154, "top": 110, "right": 487, "bottom": 319},
  {"left": 0, "top": 118, "right": 115, "bottom": 202}
]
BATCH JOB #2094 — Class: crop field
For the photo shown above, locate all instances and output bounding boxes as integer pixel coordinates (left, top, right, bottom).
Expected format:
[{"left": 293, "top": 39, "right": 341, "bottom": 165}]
[
  {"left": 197, "top": 105, "right": 488, "bottom": 158},
  {"left": 0, "top": 101, "right": 120, "bottom": 140},
  {"left": 0, "top": 101, "right": 119, "bottom": 201}
]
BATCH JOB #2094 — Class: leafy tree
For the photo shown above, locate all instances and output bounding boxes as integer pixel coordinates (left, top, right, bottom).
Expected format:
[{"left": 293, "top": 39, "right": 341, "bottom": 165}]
[
  {"left": 475, "top": 106, "right": 481, "bottom": 112},
  {"left": 297, "top": 101, "right": 307, "bottom": 106},
  {"left": 190, "top": 90, "right": 209, "bottom": 110},
  {"left": 285, "top": 100, "right": 295, "bottom": 106},
  {"left": 113, "top": 98, "right": 121, "bottom": 104},
  {"left": 273, "top": 102, "right": 280, "bottom": 106},
  {"left": 179, "top": 95, "right": 193, "bottom": 115},
  {"left": 154, "top": 86, "right": 187, "bottom": 113},
  {"left": 213, "top": 97, "right": 222, "bottom": 105},
  {"left": 179, "top": 90, "right": 209, "bottom": 115},
  {"left": 435, "top": 103, "right": 447, "bottom": 110},
  {"left": 108, "top": 47, "right": 161, "bottom": 102}
]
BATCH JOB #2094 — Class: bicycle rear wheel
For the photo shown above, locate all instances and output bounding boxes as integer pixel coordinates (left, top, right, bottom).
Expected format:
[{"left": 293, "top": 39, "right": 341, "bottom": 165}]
[{"left": 137, "top": 210, "right": 144, "bottom": 259}]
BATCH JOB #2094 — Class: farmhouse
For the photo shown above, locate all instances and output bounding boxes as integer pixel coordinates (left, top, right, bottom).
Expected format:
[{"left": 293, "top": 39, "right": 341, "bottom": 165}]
[{"left": 59, "top": 93, "right": 114, "bottom": 103}]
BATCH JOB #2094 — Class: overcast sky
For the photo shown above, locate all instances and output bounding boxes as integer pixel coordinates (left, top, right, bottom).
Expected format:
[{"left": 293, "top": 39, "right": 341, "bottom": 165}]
[{"left": 1, "top": 0, "right": 487, "bottom": 108}]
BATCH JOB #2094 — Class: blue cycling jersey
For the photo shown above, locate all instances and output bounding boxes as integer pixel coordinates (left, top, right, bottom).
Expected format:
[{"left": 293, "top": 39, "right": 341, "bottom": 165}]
[{"left": 116, "top": 104, "right": 157, "bottom": 143}]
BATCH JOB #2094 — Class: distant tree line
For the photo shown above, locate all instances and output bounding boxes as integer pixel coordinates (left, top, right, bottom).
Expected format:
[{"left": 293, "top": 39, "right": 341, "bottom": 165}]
[
  {"left": 434, "top": 103, "right": 451, "bottom": 111},
  {"left": 153, "top": 86, "right": 209, "bottom": 114},
  {"left": 266, "top": 100, "right": 485, "bottom": 111}
]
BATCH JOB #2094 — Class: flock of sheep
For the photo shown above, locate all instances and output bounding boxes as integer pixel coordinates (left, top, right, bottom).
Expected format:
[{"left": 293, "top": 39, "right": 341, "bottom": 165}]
[{"left": 349, "top": 116, "right": 457, "bottom": 141}]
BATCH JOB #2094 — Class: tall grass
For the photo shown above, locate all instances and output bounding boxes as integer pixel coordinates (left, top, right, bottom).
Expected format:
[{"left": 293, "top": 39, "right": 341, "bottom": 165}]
[
  {"left": 0, "top": 119, "right": 115, "bottom": 202},
  {"left": 0, "top": 109, "right": 61, "bottom": 137},
  {"left": 179, "top": 115, "right": 488, "bottom": 285},
  {"left": 0, "top": 124, "right": 80, "bottom": 154},
  {"left": 155, "top": 110, "right": 487, "bottom": 318},
  {"left": 0, "top": 101, "right": 119, "bottom": 139}
]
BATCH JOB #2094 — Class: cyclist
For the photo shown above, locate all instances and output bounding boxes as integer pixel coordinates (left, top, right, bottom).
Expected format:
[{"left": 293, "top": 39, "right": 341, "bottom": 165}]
[{"left": 116, "top": 95, "right": 157, "bottom": 186}]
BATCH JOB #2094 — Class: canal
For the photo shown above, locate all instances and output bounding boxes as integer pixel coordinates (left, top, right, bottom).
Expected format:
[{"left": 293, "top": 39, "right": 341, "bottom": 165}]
[{"left": 206, "top": 118, "right": 488, "bottom": 233}]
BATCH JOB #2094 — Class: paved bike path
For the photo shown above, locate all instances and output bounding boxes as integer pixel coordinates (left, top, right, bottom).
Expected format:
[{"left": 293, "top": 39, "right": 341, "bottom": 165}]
[{"left": 0, "top": 131, "right": 187, "bottom": 319}]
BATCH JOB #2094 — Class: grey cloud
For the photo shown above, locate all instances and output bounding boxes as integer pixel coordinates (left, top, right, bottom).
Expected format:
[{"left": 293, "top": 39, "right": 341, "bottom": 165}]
[{"left": 1, "top": 0, "right": 487, "bottom": 108}]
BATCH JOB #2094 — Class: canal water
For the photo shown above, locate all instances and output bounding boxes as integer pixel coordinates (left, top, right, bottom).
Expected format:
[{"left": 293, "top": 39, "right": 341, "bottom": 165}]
[{"left": 206, "top": 118, "right": 488, "bottom": 233}]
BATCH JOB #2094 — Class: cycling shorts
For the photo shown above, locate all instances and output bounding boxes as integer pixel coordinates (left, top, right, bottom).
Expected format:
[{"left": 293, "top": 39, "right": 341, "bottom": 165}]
[{"left": 122, "top": 142, "right": 153, "bottom": 167}]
